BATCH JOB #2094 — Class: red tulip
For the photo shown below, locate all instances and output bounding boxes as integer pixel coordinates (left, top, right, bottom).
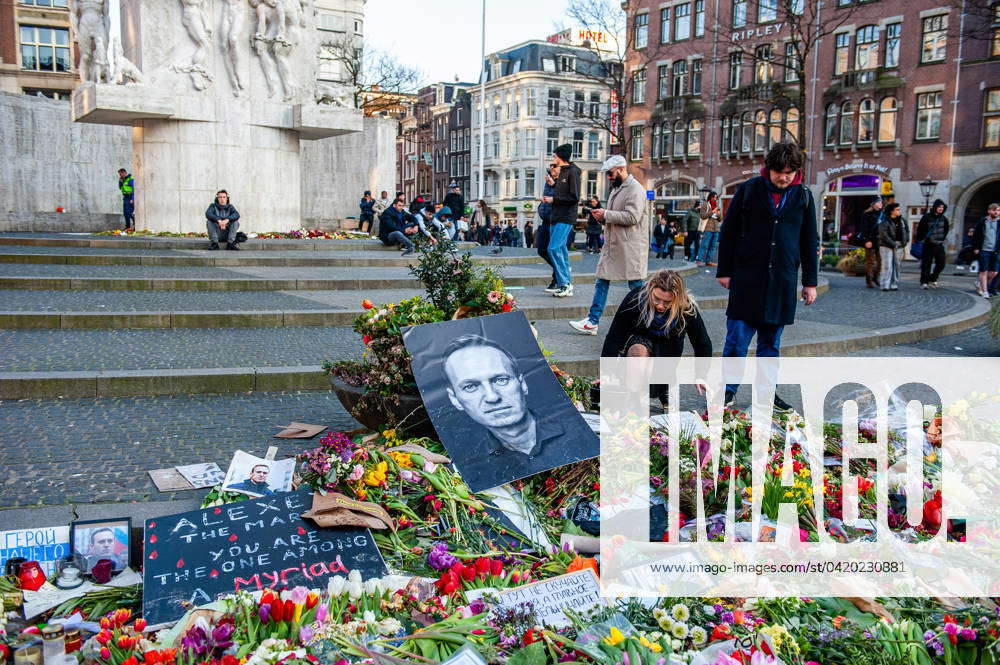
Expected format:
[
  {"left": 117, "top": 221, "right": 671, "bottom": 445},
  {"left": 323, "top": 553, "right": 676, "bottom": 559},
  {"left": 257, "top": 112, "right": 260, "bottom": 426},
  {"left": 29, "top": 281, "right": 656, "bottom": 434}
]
[
  {"left": 490, "top": 559, "right": 504, "bottom": 577},
  {"left": 857, "top": 477, "right": 874, "bottom": 493},
  {"left": 133, "top": 618, "right": 147, "bottom": 633},
  {"left": 523, "top": 628, "right": 541, "bottom": 645},
  {"left": 284, "top": 599, "right": 295, "bottom": 621},
  {"left": 461, "top": 565, "right": 476, "bottom": 582},
  {"left": 99, "top": 616, "right": 112, "bottom": 630},
  {"left": 361, "top": 299, "right": 374, "bottom": 309},
  {"left": 114, "top": 608, "right": 132, "bottom": 626},
  {"left": 474, "top": 557, "right": 491, "bottom": 577},
  {"left": 923, "top": 490, "right": 942, "bottom": 531},
  {"left": 270, "top": 601, "right": 283, "bottom": 623},
  {"left": 95, "top": 630, "right": 112, "bottom": 645},
  {"left": 122, "top": 656, "right": 138, "bottom": 665},
  {"left": 306, "top": 591, "right": 320, "bottom": 609},
  {"left": 100, "top": 647, "right": 111, "bottom": 660}
]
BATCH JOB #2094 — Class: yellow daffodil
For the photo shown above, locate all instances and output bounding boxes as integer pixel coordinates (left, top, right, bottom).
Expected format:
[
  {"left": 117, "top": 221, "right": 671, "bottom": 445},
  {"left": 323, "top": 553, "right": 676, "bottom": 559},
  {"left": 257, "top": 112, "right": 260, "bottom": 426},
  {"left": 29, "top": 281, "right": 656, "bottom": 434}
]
[
  {"left": 639, "top": 635, "right": 663, "bottom": 652},
  {"left": 604, "top": 627, "right": 626, "bottom": 646},
  {"left": 363, "top": 461, "right": 389, "bottom": 486}
]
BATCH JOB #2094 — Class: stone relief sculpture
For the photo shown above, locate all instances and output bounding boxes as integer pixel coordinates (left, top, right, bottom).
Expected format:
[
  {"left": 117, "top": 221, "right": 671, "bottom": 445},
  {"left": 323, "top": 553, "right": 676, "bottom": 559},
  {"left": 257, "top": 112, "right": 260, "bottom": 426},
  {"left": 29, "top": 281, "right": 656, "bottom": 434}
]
[
  {"left": 111, "top": 35, "right": 144, "bottom": 84},
  {"left": 315, "top": 83, "right": 353, "bottom": 107},
  {"left": 174, "top": 0, "right": 214, "bottom": 91},
  {"left": 220, "top": 0, "right": 245, "bottom": 95},
  {"left": 249, "top": 0, "right": 311, "bottom": 101},
  {"left": 71, "top": 0, "right": 112, "bottom": 84}
]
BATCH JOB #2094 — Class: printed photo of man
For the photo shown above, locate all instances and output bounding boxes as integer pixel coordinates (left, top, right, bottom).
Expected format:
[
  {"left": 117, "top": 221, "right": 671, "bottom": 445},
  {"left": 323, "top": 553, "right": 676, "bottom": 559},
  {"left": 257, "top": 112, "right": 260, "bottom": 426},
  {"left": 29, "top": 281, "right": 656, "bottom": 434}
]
[
  {"left": 84, "top": 527, "right": 127, "bottom": 570},
  {"left": 227, "top": 463, "right": 275, "bottom": 496}
]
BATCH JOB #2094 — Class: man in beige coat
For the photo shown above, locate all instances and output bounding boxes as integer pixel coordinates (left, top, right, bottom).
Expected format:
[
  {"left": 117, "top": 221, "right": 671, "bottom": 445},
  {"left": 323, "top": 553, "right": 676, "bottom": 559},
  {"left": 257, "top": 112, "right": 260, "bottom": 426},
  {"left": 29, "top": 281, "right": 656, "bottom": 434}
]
[{"left": 570, "top": 155, "right": 650, "bottom": 335}]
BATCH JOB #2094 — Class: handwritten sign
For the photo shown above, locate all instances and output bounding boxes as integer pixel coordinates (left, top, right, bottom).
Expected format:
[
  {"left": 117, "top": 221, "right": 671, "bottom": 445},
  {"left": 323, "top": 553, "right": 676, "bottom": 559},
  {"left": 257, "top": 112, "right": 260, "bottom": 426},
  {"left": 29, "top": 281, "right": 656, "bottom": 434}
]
[
  {"left": 142, "top": 490, "right": 387, "bottom": 626},
  {"left": 493, "top": 569, "right": 605, "bottom": 628},
  {"left": 0, "top": 527, "right": 70, "bottom": 577},
  {"left": 176, "top": 463, "right": 225, "bottom": 489}
]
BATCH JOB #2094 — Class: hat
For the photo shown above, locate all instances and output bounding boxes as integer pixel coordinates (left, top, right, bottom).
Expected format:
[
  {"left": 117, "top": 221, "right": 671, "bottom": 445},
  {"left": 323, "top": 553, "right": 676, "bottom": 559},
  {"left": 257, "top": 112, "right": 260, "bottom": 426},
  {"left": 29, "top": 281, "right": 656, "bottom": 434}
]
[
  {"left": 448, "top": 182, "right": 458, "bottom": 189},
  {"left": 553, "top": 143, "right": 573, "bottom": 161},
  {"left": 363, "top": 190, "right": 371, "bottom": 196},
  {"left": 600, "top": 155, "right": 627, "bottom": 171}
]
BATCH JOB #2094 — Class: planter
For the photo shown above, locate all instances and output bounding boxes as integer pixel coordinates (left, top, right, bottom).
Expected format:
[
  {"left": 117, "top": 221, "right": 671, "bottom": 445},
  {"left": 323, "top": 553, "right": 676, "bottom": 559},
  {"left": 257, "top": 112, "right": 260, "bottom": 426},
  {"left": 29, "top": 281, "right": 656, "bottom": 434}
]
[{"left": 328, "top": 374, "right": 438, "bottom": 439}]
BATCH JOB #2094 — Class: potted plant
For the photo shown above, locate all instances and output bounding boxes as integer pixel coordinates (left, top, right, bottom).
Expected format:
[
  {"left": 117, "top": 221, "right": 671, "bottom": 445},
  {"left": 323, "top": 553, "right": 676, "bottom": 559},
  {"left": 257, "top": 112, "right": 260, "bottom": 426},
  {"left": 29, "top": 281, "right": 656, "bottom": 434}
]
[{"left": 836, "top": 249, "right": 867, "bottom": 276}]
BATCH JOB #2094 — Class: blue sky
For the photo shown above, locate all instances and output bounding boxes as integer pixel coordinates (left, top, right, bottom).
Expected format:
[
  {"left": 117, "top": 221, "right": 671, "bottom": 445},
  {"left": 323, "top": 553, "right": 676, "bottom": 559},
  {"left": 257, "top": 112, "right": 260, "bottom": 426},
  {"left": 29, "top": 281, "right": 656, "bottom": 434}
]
[{"left": 364, "top": 0, "right": 570, "bottom": 85}]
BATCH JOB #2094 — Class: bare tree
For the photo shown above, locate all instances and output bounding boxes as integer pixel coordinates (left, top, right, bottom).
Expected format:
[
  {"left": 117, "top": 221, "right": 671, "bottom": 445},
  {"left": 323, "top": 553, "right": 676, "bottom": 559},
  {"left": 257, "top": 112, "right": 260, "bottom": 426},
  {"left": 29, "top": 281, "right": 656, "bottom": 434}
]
[{"left": 321, "top": 35, "right": 423, "bottom": 116}]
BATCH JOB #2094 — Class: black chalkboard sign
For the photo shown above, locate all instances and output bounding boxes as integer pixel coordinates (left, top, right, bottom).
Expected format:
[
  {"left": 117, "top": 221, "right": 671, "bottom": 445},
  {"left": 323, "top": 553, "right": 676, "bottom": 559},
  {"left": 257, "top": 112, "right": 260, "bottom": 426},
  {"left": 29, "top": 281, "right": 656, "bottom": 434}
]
[{"left": 142, "top": 490, "right": 387, "bottom": 626}]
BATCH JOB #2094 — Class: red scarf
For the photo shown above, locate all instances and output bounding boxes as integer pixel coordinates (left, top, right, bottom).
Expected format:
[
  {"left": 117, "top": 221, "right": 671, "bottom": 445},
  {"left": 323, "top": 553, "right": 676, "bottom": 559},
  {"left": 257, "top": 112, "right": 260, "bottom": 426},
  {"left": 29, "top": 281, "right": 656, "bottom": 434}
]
[{"left": 760, "top": 166, "right": 802, "bottom": 210}]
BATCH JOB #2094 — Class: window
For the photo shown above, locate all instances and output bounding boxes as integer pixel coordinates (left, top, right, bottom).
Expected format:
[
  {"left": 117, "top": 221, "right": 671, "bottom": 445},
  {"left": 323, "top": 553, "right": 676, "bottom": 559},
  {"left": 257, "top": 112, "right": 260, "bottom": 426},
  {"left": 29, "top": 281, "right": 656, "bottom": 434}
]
[
  {"left": 547, "top": 88, "right": 561, "bottom": 116},
  {"left": 574, "top": 91, "right": 585, "bottom": 116},
  {"left": 513, "top": 169, "right": 520, "bottom": 197},
  {"left": 672, "top": 60, "right": 688, "bottom": 96},
  {"left": 587, "top": 171, "right": 599, "bottom": 198},
  {"left": 916, "top": 92, "right": 942, "bottom": 139},
  {"left": 834, "top": 33, "right": 850, "bottom": 76},
  {"left": 559, "top": 55, "right": 576, "bottom": 72},
  {"left": 542, "top": 58, "right": 556, "bottom": 72},
  {"left": 630, "top": 126, "right": 645, "bottom": 160},
  {"left": 658, "top": 64, "right": 670, "bottom": 99},
  {"left": 572, "top": 130, "right": 584, "bottom": 159},
  {"left": 825, "top": 103, "right": 838, "bottom": 146},
  {"left": 769, "top": 109, "right": 783, "bottom": 145},
  {"left": 505, "top": 93, "right": 512, "bottom": 120},
  {"left": 858, "top": 99, "right": 875, "bottom": 143},
  {"left": 589, "top": 92, "right": 601, "bottom": 117},
  {"left": 661, "top": 121, "right": 672, "bottom": 157},
  {"left": 526, "top": 88, "right": 537, "bottom": 116},
  {"left": 493, "top": 95, "right": 501, "bottom": 121},
  {"left": 993, "top": 5, "right": 1000, "bottom": 57},
  {"left": 491, "top": 62, "right": 502, "bottom": 80},
  {"left": 588, "top": 131, "right": 600, "bottom": 160},
  {"left": 634, "top": 12, "right": 649, "bottom": 48},
  {"left": 733, "top": 0, "right": 748, "bottom": 28},
  {"left": 691, "top": 59, "right": 703, "bottom": 94},
  {"left": 840, "top": 101, "right": 855, "bottom": 144},
  {"left": 741, "top": 112, "right": 752, "bottom": 152},
  {"left": 19, "top": 25, "right": 70, "bottom": 72},
  {"left": 513, "top": 92, "right": 521, "bottom": 119},
  {"left": 674, "top": 3, "right": 692, "bottom": 40},
  {"left": 525, "top": 169, "right": 536, "bottom": 196},
  {"left": 511, "top": 60, "right": 522, "bottom": 74},
  {"left": 721, "top": 117, "right": 731, "bottom": 154},
  {"left": 921, "top": 15, "right": 947, "bottom": 63},
  {"left": 790, "top": 0, "right": 804, "bottom": 14},
  {"left": 754, "top": 110, "right": 767, "bottom": 150},
  {"left": 632, "top": 68, "right": 646, "bottom": 104},
  {"left": 695, "top": 0, "right": 706, "bottom": 36},
  {"left": 729, "top": 52, "right": 743, "bottom": 89},
  {"left": 660, "top": 7, "right": 671, "bottom": 43},
  {"left": 855, "top": 26, "right": 880, "bottom": 71},
  {"left": 885, "top": 23, "right": 901, "bottom": 68},
  {"left": 673, "top": 120, "right": 686, "bottom": 157},
  {"left": 784, "top": 43, "right": 800, "bottom": 82},
  {"left": 786, "top": 107, "right": 800, "bottom": 143},
  {"left": 754, "top": 44, "right": 773, "bottom": 83},
  {"left": 546, "top": 129, "right": 560, "bottom": 154},
  {"left": 688, "top": 119, "right": 702, "bottom": 156},
  {"left": 525, "top": 128, "right": 537, "bottom": 156},
  {"left": 984, "top": 89, "right": 1000, "bottom": 147},
  {"left": 354, "top": 19, "right": 363, "bottom": 34},
  {"left": 20, "top": 0, "right": 69, "bottom": 6},
  {"left": 758, "top": 0, "right": 778, "bottom": 23},
  {"left": 492, "top": 131, "right": 500, "bottom": 157},
  {"left": 652, "top": 124, "right": 661, "bottom": 158}
]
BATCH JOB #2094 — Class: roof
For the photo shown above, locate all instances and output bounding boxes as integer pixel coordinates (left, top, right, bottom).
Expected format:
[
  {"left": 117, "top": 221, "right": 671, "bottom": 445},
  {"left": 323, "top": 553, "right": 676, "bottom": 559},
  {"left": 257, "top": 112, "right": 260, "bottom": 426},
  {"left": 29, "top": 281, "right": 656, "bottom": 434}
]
[{"left": 482, "top": 40, "right": 609, "bottom": 82}]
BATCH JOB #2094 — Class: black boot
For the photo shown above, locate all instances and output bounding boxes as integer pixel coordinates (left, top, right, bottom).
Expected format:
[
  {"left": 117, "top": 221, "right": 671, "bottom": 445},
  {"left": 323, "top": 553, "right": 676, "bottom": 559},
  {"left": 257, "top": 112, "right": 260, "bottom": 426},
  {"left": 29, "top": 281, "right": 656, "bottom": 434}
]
[
  {"left": 209, "top": 242, "right": 219, "bottom": 250},
  {"left": 226, "top": 243, "right": 239, "bottom": 251}
]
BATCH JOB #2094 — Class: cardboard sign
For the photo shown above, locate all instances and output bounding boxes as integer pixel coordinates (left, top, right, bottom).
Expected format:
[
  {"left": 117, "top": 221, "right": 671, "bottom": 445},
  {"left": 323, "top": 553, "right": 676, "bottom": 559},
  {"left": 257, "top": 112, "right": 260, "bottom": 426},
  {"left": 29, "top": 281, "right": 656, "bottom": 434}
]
[
  {"left": 149, "top": 468, "right": 196, "bottom": 492},
  {"left": 177, "top": 463, "right": 226, "bottom": 489},
  {"left": 0, "top": 527, "right": 71, "bottom": 577},
  {"left": 493, "top": 569, "right": 605, "bottom": 628},
  {"left": 142, "top": 490, "right": 387, "bottom": 626}
]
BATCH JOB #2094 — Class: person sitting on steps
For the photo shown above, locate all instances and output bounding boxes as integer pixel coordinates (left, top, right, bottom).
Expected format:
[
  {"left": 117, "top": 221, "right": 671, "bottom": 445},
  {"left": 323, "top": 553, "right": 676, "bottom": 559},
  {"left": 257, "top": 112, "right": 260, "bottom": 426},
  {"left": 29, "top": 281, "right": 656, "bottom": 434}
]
[{"left": 205, "top": 190, "right": 241, "bottom": 250}]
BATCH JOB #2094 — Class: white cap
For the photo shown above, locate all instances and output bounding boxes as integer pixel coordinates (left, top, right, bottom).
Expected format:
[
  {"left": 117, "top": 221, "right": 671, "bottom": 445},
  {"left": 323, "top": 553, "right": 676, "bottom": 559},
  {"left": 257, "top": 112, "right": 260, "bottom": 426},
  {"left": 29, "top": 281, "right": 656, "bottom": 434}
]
[{"left": 600, "top": 155, "right": 627, "bottom": 171}]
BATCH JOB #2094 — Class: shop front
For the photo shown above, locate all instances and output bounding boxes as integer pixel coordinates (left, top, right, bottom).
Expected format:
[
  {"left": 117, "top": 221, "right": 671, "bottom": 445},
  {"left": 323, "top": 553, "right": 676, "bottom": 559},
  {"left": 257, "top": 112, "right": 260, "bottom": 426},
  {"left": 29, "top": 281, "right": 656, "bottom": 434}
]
[
  {"left": 652, "top": 179, "right": 701, "bottom": 223},
  {"left": 820, "top": 173, "right": 891, "bottom": 247}
]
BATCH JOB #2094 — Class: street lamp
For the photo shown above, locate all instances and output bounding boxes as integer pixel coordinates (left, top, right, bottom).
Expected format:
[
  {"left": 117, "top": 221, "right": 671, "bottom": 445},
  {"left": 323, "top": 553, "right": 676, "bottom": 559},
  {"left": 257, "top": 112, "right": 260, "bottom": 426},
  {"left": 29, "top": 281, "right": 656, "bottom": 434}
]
[{"left": 919, "top": 177, "right": 938, "bottom": 212}]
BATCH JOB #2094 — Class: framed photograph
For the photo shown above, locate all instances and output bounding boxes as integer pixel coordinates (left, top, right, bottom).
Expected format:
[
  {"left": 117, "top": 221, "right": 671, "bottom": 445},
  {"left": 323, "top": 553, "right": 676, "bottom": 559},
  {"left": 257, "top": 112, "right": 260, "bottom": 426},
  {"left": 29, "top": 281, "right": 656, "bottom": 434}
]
[
  {"left": 221, "top": 450, "right": 295, "bottom": 498},
  {"left": 70, "top": 518, "right": 131, "bottom": 573},
  {"left": 402, "top": 310, "right": 599, "bottom": 492}
]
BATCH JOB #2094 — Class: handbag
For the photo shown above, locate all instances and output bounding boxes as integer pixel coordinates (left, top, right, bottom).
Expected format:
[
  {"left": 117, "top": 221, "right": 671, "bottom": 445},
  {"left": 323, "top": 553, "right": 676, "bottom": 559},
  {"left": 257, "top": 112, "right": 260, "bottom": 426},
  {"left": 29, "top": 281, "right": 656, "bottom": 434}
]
[{"left": 910, "top": 240, "right": 924, "bottom": 259}]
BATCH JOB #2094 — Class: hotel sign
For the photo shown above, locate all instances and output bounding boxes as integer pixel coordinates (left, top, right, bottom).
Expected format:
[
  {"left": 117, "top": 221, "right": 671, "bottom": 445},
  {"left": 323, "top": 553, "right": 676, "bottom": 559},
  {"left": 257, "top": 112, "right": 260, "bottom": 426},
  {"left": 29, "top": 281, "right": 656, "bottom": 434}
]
[{"left": 547, "top": 28, "right": 612, "bottom": 47}]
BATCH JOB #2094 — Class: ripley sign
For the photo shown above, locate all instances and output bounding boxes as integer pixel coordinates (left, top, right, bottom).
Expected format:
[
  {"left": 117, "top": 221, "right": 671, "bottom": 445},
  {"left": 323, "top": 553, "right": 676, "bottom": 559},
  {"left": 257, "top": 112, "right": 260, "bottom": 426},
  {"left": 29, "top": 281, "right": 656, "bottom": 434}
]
[{"left": 732, "top": 23, "right": 784, "bottom": 41}]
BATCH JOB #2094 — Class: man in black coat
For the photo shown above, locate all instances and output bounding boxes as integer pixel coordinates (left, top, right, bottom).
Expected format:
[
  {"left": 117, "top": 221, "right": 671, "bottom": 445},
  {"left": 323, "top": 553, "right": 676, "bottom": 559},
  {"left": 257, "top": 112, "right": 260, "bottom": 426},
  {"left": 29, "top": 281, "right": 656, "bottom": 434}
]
[
  {"left": 442, "top": 183, "right": 465, "bottom": 226},
  {"left": 205, "top": 190, "right": 241, "bottom": 250},
  {"left": 859, "top": 197, "right": 883, "bottom": 289},
  {"left": 914, "top": 199, "right": 950, "bottom": 289},
  {"left": 716, "top": 142, "right": 819, "bottom": 409},
  {"left": 378, "top": 199, "right": 418, "bottom": 255}
]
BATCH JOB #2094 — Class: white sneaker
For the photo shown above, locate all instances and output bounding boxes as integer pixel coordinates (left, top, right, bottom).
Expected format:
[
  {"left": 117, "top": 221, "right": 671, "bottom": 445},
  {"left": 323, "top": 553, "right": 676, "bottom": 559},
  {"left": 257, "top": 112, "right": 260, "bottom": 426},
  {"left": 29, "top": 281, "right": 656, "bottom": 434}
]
[
  {"left": 553, "top": 284, "right": 574, "bottom": 298},
  {"left": 984, "top": 292, "right": 991, "bottom": 300},
  {"left": 931, "top": 282, "right": 940, "bottom": 289},
  {"left": 569, "top": 318, "right": 598, "bottom": 335},
  {"left": 921, "top": 284, "right": 929, "bottom": 290}
]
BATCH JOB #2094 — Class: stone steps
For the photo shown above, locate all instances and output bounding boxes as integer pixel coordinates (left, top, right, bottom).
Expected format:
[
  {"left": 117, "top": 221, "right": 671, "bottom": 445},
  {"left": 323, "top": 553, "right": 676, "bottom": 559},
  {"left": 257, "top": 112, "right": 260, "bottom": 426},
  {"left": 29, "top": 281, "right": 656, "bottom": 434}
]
[{"left": 0, "top": 233, "right": 476, "bottom": 252}]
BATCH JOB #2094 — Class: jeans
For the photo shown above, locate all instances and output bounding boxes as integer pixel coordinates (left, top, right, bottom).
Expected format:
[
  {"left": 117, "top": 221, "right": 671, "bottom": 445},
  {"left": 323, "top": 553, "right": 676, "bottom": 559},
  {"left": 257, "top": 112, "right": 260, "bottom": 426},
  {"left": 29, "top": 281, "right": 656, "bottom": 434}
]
[
  {"left": 123, "top": 196, "right": 135, "bottom": 228},
  {"left": 722, "top": 318, "right": 784, "bottom": 395},
  {"left": 383, "top": 230, "right": 414, "bottom": 251},
  {"left": 685, "top": 230, "right": 701, "bottom": 261},
  {"left": 547, "top": 223, "right": 573, "bottom": 287},
  {"left": 654, "top": 238, "right": 671, "bottom": 258},
  {"left": 206, "top": 219, "right": 239, "bottom": 245},
  {"left": 588, "top": 278, "right": 645, "bottom": 324},
  {"left": 697, "top": 230, "right": 719, "bottom": 263},
  {"left": 535, "top": 222, "right": 556, "bottom": 284},
  {"left": 920, "top": 243, "right": 946, "bottom": 284},
  {"left": 879, "top": 246, "right": 902, "bottom": 289}
]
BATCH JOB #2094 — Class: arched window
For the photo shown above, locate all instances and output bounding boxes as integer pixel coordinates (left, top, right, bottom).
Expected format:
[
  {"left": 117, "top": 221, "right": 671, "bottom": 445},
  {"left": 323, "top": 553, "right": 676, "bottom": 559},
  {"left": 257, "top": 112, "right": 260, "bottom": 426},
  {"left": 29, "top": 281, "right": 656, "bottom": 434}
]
[
  {"left": 839, "top": 101, "right": 854, "bottom": 144},
  {"left": 673, "top": 120, "right": 686, "bottom": 156},
  {"left": 688, "top": 119, "right": 702, "bottom": 155},
  {"left": 769, "top": 108, "right": 783, "bottom": 146},
  {"left": 786, "top": 107, "right": 800, "bottom": 143},
  {"left": 754, "top": 109, "right": 767, "bottom": 151},
  {"left": 878, "top": 97, "right": 898, "bottom": 143},
  {"left": 721, "top": 117, "right": 731, "bottom": 155},
  {"left": 824, "top": 103, "right": 838, "bottom": 146},
  {"left": 855, "top": 26, "right": 881, "bottom": 71},
  {"left": 858, "top": 98, "right": 875, "bottom": 143},
  {"left": 740, "top": 112, "right": 752, "bottom": 152}
]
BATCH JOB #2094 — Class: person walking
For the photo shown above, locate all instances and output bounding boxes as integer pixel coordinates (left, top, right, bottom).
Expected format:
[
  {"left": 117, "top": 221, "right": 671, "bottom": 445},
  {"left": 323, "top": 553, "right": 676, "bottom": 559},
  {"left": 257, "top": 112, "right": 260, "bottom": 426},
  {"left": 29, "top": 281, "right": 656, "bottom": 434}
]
[
  {"left": 696, "top": 191, "right": 722, "bottom": 266},
  {"left": 117, "top": 168, "right": 135, "bottom": 231},
  {"left": 584, "top": 196, "right": 604, "bottom": 254},
  {"left": 683, "top": 204, "right": 701, "bottom": 262},
  {"left": 915, "top": 199, "right": 951, "bottom": 289},
  {"left": 535, "top": 164, "right": 560, "bottom": 291},
  {"left": 877, "top": 202, "right": 908, "bottom": 291},
  {"left": 524, "top": 220, "right": 534, "bottom": 248},
  {"left": 716, "top": 142, "right": 818, "bottom": 410},
  {"left": 569, "top": 155, "right": 649, "bottom": 334},
  {"left": 544, "top": 144, "right": 581, "bottom": 298},
  {"left": 205, "top": 190, "right": 241, "bottom": 250},
  {"left": 859, "top": 197, "right": 884, "bottom": 288},
  {"left": 652, "top": 215, "right": 673, "bottom": 259},
  {"left": 359, "top": 190, "right": 375, "bottom": 234},
  {"left": 971, "top": 202, "right": 1000, "bottom": 299}
]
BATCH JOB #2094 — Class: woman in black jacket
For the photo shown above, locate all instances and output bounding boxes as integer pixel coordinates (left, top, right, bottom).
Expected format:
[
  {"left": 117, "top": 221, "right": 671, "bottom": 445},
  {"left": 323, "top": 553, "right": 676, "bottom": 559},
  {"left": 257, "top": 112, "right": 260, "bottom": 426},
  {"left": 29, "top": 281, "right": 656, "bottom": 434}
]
[{"left": 585, "top": 196, "right": 603, "bottom": 254}]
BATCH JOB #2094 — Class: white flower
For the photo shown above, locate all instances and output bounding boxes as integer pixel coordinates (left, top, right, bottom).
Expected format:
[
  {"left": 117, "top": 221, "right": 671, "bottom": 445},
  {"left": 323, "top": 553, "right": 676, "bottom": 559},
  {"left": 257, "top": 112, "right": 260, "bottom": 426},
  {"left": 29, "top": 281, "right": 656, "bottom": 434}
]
[
  {"left": 690, "top": 626, "right": 708, "bottom": 646},
  {"left": 703, "top": 604, "right": 716, "bottom": 615},
  {"left": 364, "top": 578, "right": 382, "bottom": 596},
  {"left": 653, "top": 608, "right": 666, "bottom": 620},
  {"left": 348, "top": 569, "right": 362, "bottom": 584},
  {"left": 671, "top": 622, "right": 689, "bottom": 639},
  {"left": 672, "top": 639, "right": 683, "bottom": 651},
  {"left": 376, "top": 617, "right": 402, "bottom": 636},
  {"left": 327, "top": 575, "right": 346, "bottom": 597},
  {"left": 347, "top": 580, "right": 363, "bottom": 600},
  {"left": 362, "top": 610, "right": 376, "bottom": 623},
  {"left": 657, "top": 615, "right": 673, "bottom": 631},
  {"left": 671, "top": 603, "right": 691, "bottom": 622}
]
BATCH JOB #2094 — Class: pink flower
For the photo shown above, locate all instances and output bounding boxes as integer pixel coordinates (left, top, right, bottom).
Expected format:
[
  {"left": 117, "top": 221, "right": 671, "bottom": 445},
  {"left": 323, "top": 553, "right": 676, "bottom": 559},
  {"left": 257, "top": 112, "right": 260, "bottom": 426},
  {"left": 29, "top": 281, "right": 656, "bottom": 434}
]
[
  {"left": 487, "top": 290, "right": 501, "bottom": 303},
  {"left": 423, "top": 460, "right": 438, "bottom": 473},
  {"left": 400, "top": 469, "right": 421, "bottom": 483},
  {"left": 289, "top": 586, "right": 309, "bottom": 605},
  {"left": 348, "top": 464, "right": 365, "bottom": 481},
  {"left": 299, "top": 624, "right": 314, "bottom": 643},
  {"left": 316, "top": 604, "right": 328, "bottom": 623}
]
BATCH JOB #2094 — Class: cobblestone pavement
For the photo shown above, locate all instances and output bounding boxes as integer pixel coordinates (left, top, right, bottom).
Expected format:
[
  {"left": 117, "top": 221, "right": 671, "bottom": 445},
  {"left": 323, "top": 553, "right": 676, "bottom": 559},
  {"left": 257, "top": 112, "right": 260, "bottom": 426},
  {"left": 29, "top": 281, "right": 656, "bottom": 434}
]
[{"left": 0, "top": 391, "right": 357, "bottom": 508}]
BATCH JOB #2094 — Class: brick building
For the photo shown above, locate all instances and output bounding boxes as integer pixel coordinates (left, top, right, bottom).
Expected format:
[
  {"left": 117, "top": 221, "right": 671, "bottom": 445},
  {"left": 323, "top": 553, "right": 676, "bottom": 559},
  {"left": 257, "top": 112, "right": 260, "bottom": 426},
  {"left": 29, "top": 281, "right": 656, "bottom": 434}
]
[
  {"left": 447, "top": 89, "right": 473, "bottom": 205},
  {"left": 1, "top": 0, "right": 75, "bottom": 99},
  {"left": 623, "top": 0, "right": 1000, "bottom": 253}
]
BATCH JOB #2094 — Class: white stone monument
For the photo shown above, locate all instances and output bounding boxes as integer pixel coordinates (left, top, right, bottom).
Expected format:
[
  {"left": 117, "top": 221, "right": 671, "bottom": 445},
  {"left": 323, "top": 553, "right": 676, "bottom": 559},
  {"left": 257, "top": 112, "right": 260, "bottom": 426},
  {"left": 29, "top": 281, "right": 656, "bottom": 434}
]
[{"left": 71, "top": 0, "right": 361, "bottom": 233}]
